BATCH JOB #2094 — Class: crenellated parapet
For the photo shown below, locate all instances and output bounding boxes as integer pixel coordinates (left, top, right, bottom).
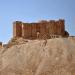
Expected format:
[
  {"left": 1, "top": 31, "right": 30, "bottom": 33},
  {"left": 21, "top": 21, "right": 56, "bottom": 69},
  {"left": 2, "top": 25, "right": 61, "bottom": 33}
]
[{"left": 13, "top": 19, "right": 69, "bottom": 39}]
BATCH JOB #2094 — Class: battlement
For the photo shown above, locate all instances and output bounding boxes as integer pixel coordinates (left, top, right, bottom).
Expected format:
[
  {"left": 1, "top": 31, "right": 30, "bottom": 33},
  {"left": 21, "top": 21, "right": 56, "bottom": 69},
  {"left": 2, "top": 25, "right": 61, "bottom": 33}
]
[{"left": 13, "top": 19, "right": 69, "bottom": 39}]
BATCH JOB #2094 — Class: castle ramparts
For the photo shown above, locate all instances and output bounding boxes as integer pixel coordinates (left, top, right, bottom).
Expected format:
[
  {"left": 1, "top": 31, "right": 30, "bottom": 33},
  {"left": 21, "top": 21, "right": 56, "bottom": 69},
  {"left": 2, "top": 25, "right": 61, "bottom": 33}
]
[{"left": 13, "top": 19, "right": 69, "bottom": 39}]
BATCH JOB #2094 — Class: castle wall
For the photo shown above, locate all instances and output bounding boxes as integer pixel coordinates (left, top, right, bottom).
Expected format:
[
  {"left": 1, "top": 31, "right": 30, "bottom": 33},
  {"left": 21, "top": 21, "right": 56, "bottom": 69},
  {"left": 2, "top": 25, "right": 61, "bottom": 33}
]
[
  {"left": 49, "top": 22, "right": 53, "bottom": 34},
  {"left": 48, "top": 20, "right": 55, "bottom": 35},
  {"left": 13, "top": 21, "right": 22, "bottom": 37},
  {"left": 0, "top": 42, "right": 2, "bottom": 48},
  {"left": 56, "top": 19, "right": 65, "bottom": 35},
  {"left": 13, "top": 19, "right": 66, "bottom": 39},
  {"left": 39, "top": 23, "right": 47, "bottom": 39},
  {"left": 22, "top": 23, "right": 32, "bottom": 39},
  {"left": 22, "top": 23, "right": 27, "bottom": 38},
  {"left": 31, "top": 23, "right": 37, "bottom": 39}
]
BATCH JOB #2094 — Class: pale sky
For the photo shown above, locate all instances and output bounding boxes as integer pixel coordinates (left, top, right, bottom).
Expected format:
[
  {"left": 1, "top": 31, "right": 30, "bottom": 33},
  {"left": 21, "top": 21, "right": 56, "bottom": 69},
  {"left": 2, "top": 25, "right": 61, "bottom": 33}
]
[{"left": 0, "top": 0, "right": 75, "bottom": 43}]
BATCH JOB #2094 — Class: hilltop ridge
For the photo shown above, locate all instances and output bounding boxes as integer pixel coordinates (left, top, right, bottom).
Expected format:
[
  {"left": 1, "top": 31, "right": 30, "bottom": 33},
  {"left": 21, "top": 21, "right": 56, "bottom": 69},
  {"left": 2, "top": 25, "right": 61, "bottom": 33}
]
[{"left": 0, "top": 37, "right": 75, "bottom": 75}]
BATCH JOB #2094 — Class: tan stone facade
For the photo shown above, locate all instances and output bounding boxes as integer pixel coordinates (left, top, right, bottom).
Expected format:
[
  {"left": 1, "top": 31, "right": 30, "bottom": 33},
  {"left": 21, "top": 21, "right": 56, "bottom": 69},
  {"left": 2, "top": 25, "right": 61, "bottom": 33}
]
[{"left": 13, "top": 19, "right": 69, "bottom": 39}]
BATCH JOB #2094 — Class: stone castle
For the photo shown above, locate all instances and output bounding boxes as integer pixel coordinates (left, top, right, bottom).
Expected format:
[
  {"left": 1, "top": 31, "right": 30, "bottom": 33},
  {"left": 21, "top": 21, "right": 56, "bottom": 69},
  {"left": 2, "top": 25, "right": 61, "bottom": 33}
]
[
  {"left": 13, "top": 19, "right": 69, "bottom": 39},
  {"left": 0, "top": 19, "right": 69, "bottom": 48}
]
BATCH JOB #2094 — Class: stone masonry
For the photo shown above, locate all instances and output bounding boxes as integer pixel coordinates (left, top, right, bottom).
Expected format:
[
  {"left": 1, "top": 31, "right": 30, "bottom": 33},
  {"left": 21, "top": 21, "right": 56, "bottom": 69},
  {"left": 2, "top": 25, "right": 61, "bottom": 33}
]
[
  {"left": 0, "top": 42, "right": 2, "bottom": 48},
  {"left": 13, "top": 19, "right": 69, "bottom": 39}
]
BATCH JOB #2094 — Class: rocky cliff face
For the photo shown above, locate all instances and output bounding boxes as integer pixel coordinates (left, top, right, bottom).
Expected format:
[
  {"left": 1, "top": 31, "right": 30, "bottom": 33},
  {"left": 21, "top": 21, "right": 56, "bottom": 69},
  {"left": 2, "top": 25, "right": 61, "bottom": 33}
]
[{"left": 0, "top": 37, "right": 75, "bottom": 75}]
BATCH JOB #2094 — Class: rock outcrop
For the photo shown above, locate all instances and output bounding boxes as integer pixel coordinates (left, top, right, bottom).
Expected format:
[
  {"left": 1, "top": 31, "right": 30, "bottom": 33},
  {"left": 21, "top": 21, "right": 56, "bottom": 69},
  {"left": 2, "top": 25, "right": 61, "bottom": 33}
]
[{"left": 0, "top": 37, "right": 75, "bottom": 75}]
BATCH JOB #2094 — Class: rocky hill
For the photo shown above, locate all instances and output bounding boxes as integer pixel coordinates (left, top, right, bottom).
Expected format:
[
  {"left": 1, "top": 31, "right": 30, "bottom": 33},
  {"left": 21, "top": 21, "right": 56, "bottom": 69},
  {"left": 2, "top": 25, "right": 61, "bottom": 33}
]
[{"left": 0, "top": 37, "right": 75, "bottom": 75}]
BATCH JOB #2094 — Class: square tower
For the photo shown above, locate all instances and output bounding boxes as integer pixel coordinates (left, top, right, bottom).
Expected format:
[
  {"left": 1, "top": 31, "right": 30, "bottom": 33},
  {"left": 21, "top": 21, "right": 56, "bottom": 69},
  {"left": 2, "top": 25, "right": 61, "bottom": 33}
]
[
  {"left": 13, "top": 21, "right": 22, "bottom": 37},
  {"left": 0, "top": 42, "right": 2, "bottom": 48}
]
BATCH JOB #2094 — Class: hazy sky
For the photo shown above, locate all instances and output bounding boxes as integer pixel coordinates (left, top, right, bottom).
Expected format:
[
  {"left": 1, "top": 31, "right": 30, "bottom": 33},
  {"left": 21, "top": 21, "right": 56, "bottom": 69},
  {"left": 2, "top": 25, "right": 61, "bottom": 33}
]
[{"left": 0, "top": 0, "right": 75, "bottom": 43}]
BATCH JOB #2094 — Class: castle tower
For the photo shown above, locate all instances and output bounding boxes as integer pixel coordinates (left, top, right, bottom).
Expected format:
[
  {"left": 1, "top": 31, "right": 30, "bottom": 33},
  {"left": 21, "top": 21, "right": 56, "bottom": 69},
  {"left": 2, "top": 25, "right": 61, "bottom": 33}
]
[
  {"left": 0, "top": 42, "right": 2, "bottom": 48},
  {"left": 57, "top": 19, "right": 65, "bottom": 36},
  {"left": 13, "top": 21, "right": 22, "bottom": 37},
  {"left": 31, "top": 23, "right": 37, "bottom": 39},
  {"left": 22, "top": 23, "right": 32, "bottom": 39}
]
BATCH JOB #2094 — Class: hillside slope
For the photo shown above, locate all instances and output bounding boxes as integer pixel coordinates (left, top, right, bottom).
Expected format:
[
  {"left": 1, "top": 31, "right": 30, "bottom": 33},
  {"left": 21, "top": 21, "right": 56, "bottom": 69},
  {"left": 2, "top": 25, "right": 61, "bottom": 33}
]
[{"left": 0, "top": 37, "right": 75, "bottom": 75}]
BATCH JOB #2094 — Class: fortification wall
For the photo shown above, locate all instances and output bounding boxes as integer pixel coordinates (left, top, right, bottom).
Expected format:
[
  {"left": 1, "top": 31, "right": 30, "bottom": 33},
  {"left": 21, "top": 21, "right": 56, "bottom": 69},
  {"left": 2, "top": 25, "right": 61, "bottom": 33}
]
[
  {"left": 22, "top": 23, "right": 37, "bottom": 39},
  {"left": 56, "top": 19, "right": 65, "bottom": 35},
  {"left": 13, "top": 21, "right": 22, "bottom": 37},
  {"left": 31, "top": 23, "right": 37, "bottom": 39},
  {"left": 0, "top": 42, "right": 2, "bottom": 48},
  {"left": 48, "top": 19, "right": 65, "bottom": 36},
  {"left": 38, "top": 23, "right": 47, "bottom": 39},
  {"left": 13, "top": 19, "right": 67, "bottom": 39}
]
